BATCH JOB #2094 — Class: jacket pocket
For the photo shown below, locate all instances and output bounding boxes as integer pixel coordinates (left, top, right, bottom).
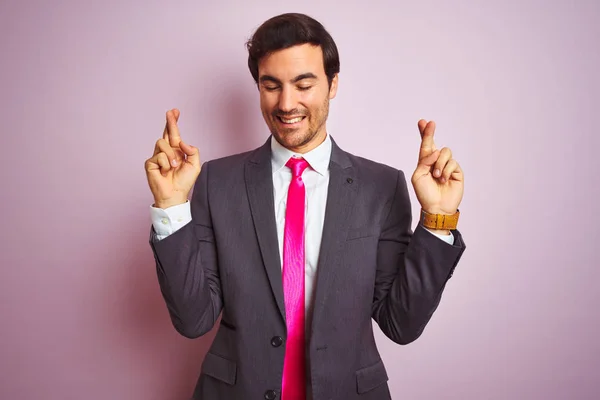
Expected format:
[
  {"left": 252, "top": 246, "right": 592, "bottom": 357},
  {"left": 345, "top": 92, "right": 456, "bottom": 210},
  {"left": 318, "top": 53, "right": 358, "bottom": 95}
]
[
  {"left": 346, "top": 226, "right": 380, "bottom": 241},
  {"left": 201, "top": 352, "right": 237, "bottom": 386},
  {"left": 219, "top": 318, "right": 236, "bottom": 331},
  {"left": 355, "top": 358, "right": 388, "bottom": 394}
]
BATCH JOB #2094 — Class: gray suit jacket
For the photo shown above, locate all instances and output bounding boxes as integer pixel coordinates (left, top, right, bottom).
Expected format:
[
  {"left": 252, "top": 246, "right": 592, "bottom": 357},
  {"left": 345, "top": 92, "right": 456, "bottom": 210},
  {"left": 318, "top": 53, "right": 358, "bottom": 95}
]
[{"left": 149, "top": 136, "right": 466, "bottom": 400}]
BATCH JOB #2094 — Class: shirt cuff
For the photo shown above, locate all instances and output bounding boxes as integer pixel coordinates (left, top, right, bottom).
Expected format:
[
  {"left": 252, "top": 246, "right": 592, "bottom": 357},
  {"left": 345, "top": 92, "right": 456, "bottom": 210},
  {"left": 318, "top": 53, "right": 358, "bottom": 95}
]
[
  {"left": 423, "top": 227, "right": 455, "bottom": 245},
  {"left": 150, "top": 201, "right": 192, "bottom": 240}
]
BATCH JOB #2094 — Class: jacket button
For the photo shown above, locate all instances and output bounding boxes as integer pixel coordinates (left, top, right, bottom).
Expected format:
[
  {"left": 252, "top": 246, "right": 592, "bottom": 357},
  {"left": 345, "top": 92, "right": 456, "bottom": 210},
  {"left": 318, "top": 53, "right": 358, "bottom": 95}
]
[
  {"left": 264, "top": 389, "right": 277, "bottom": 400},
  {"left": 270, "top": 336, "right": 283, "bottom": 347}
]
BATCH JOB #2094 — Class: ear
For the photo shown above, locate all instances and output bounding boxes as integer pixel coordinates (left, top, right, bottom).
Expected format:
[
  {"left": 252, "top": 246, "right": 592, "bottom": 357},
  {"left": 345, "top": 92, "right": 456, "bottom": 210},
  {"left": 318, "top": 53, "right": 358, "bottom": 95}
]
[{"left": 328, "top": 73, "right": 339, "bottom": 100}]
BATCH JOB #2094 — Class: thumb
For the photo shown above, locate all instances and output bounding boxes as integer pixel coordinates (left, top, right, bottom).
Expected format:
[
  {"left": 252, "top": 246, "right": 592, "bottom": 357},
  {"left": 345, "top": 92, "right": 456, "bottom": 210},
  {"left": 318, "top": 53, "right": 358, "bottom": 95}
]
[
  {"left": 414, "top": 149, "right": 440, "bottom": 177},
  {"left": 418, "top": 149, "right": 440, "bottom": 167},
  {"left": 180, "top": 139, "right": 200, "bottom": 167}
]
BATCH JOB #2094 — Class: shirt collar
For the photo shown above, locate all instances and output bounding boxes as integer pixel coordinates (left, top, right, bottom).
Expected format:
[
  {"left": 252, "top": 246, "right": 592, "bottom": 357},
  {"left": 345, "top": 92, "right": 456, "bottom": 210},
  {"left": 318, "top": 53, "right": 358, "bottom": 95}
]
[{"left": 270, "top": 133, "right": 332, "bottom": 176}]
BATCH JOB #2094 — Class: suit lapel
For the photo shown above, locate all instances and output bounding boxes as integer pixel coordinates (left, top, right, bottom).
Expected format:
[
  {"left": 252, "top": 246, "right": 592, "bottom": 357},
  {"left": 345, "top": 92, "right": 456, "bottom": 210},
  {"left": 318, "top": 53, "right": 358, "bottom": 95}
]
[
  {"left": 311, "top": 138, "right": 358, "bottom": 333},
  {"left": 245, "top": 138, "right": 287, "bottom": 322},
  {"left": 244, "top": 136, "right": 358, "bottom": 327}
]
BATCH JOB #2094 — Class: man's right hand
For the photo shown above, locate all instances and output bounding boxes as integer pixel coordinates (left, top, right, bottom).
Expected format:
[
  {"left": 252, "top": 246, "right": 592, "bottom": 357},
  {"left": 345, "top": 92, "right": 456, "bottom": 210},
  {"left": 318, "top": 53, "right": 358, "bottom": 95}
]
[{"left": 145, "top": 109, "right": 201, "bottom": 209}]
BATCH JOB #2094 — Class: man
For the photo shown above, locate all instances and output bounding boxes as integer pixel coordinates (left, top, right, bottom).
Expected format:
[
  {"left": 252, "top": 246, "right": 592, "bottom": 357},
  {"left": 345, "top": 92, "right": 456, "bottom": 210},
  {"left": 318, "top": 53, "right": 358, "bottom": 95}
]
[{"left": 145, "top": 13, "right": 465, "bottom": 400}]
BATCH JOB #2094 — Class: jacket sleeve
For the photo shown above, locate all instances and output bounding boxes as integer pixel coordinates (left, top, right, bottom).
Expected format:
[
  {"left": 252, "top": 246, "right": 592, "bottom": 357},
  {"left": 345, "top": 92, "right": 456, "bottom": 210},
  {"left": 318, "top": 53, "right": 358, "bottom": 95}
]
[
  {"left": 371, "top": 170, "right": 466, "bottom": 344},
  {"left": 148, "top": 161, "right": 222, "bottom": 338}
]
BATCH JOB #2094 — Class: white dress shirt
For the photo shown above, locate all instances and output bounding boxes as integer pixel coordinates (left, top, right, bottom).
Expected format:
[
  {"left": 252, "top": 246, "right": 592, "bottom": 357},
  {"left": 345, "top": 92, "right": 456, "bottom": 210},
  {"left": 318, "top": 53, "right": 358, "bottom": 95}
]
[{"left": 149, "top": 134, "right": 454, "bottom": 397}]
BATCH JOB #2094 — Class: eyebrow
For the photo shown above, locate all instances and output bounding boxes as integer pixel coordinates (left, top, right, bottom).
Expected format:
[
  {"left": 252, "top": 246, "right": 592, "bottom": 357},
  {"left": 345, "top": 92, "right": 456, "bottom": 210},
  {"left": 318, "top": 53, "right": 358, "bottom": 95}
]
[{"left": 259, "top": 73, "right": 319, "bottom": 85}]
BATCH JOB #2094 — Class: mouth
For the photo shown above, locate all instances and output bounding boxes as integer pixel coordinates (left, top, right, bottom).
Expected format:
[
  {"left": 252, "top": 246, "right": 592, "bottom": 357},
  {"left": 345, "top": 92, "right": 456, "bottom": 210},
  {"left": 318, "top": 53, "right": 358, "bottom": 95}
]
[{"left": 276, "top": 116, "right": 306, "bottom": 128}]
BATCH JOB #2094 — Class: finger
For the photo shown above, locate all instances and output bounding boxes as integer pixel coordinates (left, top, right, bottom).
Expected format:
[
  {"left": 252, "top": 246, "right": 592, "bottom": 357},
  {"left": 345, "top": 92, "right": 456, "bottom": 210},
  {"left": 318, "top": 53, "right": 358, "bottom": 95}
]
[
  {"left": 180, "top": 139, "right": 201, "bottom": 168},
  {"left": 440, "top": 159, "right": 459, "bottom": 183},
  {"left": 153, "top": 138, "right": 179, "bottom": 167},
  {"left": 162, "top": 109, "right": 180, "bottom": 142},
  {"left": 414, "top": 149, "right": 441, "bottom": 179},
  {"left": 166, "top": 109, "right": 182, "bottom": 148},
  {"left": 156, "top": 153, "right": 171, "bottom": 176},
  {"left": 418, "top": 119, "right": 427, "bottom": 136},
  {"left": 145, "top": 157, "right": 159, "bottom": 172},
  {"left": 419, "top": 148, "right": 440, "bottom": 167},
  {"left": 419, "top": 120, "right": 437, "bottom": 158},
  {"left": 433, "top": 147, "right": 452, "bottom": 178},
  {"left": 445, "top": 160, "right": 464, "bottom": 182},
  {"left": 146, "top": 153, "right": 171, "bottom": 176}
]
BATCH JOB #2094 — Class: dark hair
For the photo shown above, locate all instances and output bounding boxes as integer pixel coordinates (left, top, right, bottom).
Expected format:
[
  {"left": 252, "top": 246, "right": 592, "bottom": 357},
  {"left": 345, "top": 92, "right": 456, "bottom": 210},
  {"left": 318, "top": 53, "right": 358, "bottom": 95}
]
[{"left": 246, "top": 13, "right": 340, "bottom": 86}]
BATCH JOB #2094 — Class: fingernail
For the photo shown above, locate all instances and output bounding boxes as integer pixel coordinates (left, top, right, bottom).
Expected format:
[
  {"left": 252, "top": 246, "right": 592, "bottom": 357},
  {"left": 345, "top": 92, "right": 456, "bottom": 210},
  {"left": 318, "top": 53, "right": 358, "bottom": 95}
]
[
  {"left": 434, "top": 169, "right": 440, "bottom": 177},
  {"left": 172, "top": 160, "right": 178, "bottom": 167},
  {"left": 441, "top": 177, "right": 446, "bottom": 183}
]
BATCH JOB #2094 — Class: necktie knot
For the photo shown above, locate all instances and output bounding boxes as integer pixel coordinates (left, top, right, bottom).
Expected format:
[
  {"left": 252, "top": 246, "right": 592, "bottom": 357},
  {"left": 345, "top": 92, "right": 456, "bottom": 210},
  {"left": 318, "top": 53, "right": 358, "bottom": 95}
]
[{"left": 286, "top": 157, "right": 309, "bottom": 178}]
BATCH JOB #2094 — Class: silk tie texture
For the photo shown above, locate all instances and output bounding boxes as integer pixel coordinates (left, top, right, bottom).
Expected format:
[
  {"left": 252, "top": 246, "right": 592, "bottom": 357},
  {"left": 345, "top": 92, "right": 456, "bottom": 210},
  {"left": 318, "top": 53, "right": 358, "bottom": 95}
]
[{"left": 281, "top": 156, "right": 309, "bottom": 400}]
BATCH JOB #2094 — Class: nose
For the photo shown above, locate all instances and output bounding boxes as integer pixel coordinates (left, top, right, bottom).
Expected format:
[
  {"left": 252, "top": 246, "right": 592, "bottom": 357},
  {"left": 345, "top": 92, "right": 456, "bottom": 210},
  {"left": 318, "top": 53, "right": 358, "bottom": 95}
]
[{"left": 277, "top": 85, "right": 297, "bottom": 113}]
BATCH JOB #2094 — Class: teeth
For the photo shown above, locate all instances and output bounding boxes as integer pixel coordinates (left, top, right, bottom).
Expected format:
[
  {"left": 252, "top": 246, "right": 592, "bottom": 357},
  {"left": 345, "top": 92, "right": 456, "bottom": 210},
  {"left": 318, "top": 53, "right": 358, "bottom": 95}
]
[{"left": 280, "top": 117, "right": 303, "bottom": 124}]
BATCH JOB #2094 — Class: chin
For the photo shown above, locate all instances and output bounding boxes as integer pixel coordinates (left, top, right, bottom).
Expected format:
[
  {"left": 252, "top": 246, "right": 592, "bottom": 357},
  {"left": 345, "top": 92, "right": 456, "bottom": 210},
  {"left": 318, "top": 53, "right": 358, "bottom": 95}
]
[{"left": 273, "top": 128, "right": 309, "bottom": 149}]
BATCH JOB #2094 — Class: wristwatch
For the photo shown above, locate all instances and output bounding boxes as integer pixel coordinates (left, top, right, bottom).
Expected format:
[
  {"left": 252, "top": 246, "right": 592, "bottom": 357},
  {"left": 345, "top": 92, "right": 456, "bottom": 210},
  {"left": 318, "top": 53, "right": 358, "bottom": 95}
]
[{"left": 420, "top": 209, "right": 460, "bottom": 230}]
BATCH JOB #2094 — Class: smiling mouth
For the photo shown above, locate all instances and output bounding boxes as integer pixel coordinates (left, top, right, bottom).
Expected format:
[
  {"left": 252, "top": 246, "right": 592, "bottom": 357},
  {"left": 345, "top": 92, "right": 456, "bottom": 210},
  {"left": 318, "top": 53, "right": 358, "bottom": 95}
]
[{"left": 277, "top": 116, "right": 306, "bottom": 124}]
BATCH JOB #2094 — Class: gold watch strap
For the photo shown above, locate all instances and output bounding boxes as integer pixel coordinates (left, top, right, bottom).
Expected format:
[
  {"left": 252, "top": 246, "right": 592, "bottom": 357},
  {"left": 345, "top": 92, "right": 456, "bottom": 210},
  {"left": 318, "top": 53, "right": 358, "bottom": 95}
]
[{"left": 420, "top": 209, "right": 460, "bottom": 230}]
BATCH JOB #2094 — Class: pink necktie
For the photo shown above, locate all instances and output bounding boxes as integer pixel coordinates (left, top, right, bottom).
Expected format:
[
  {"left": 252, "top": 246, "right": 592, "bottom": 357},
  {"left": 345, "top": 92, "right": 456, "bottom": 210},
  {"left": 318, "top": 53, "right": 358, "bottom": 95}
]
[{"left": 281, "top": 156, "right": 309, "bottom": 400}]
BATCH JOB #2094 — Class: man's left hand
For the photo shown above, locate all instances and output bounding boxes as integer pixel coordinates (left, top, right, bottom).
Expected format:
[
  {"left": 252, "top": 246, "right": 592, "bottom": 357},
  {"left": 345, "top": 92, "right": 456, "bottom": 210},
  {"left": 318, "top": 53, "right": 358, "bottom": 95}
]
[{"left": 411, "top": 119, "right": 464, "bottom": 217}]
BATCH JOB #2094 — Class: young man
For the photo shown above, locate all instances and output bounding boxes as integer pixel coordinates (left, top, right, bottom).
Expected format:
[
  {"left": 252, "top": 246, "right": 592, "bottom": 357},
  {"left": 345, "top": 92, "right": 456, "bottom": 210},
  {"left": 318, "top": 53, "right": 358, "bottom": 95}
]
[{"left": 145, "top": 13, "right": 466, "bottom": 400}]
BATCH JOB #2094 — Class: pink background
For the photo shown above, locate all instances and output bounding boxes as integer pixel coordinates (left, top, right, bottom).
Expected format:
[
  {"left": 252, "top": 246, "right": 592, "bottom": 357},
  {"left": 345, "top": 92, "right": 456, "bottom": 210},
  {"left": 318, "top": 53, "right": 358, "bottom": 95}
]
[{"left": 1, "top": 0, "right": 599, "bottom": 399}]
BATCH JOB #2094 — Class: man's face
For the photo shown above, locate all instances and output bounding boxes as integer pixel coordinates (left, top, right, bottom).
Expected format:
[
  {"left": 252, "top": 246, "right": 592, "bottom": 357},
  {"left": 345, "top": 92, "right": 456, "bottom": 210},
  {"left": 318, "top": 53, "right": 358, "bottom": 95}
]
[{"left": 258, "top": 43, "right": 338, "bottom": 153}]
